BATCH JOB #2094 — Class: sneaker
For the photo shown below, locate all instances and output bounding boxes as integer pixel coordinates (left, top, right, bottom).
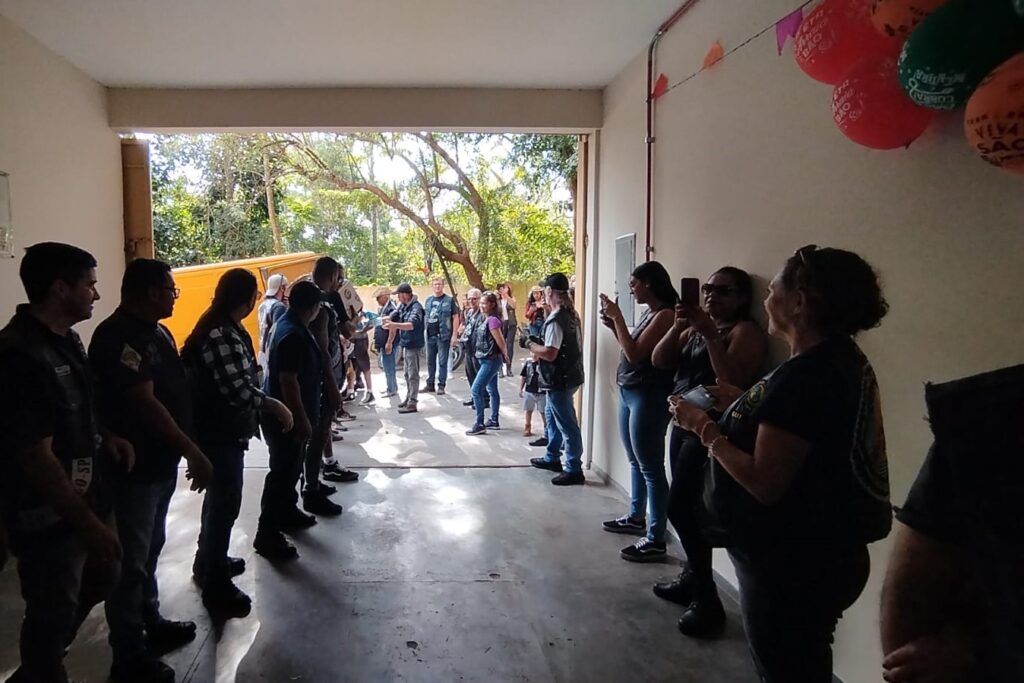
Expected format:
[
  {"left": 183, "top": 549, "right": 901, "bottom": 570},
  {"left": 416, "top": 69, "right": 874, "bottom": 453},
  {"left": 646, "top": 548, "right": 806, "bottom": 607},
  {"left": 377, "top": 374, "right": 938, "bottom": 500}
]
[
  {"left": 466, "top": 423, "right": 487, "bottom": 436},
  {"left": 620, "top": 537, "right": 667, "bottom": 563},
  {"left": 383, "top": 391, "right": 399, "bottom": 398},
  {"left": 202, "top": 579, "right": 252, "bottom": 618},
  {"left": 398, "top": 403, "right": 418, "bottom": 414},
  {"left": 318, "top": 481, "right": 337, "bottom": 495},
  {"left": 143, "top": 618, "right": 195, "bottom": 657},
  {"left": 331, "top": 427, "right": 345, "bottom": 442},
  {"left": 337, "top": 410, "right": 356, "bottom": 422},
  {"left": 530, "top": 457, "right": 562, "bottom": 473},
  {"left": 360, "top": 393, "right": 376, "bottom": 405},
  {"left": 398, "top": 400, "right": 408, "bottom": 409},
  {"left": 602, "top": 515, "right": 647, "bottom": 535},
  {"left": 437, "top": 386, "right": 446, "bottom": 395},
  {"left": 678, "top": 590, "right": 727, "bottom": 639},
  {"left": 279, "top": 508, "right": 317, "bottom": 531},
  {"left": 551, "top": 471, "right": 585, "bottom": 486},
  {"left": 462, "top": 399, "right": 475, "bottom": 407},
  {"left": 253, "top": 530, "right": 299, "bottom": 560},
  {"left": 653, "top": 569, "right": 696, "bottom": 606},
  {"left": 422, "top": 384, "right": 436, "bottom": 393},
  {"left": 529, "top": 436, "right": 549, "bottom": 448},
  {"left": 302, "top": 491, "right": 343, "bottom": 516},
  {"left": 322, "top": 462, "right": 360, "bottom": 483},
  {"left": 484, "top": 418, "right": 500, "bottom": 430},
  {"left": 110, "top": 657, "right": 175, "bottom": 683}
]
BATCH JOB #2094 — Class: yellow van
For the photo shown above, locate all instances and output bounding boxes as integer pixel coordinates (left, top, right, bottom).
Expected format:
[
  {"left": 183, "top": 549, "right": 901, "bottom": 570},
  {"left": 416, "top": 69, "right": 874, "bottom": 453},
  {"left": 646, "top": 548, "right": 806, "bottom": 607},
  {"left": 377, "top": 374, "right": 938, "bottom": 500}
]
[{"left": 165, "top": 252, "right": 320, "bottom": 351}]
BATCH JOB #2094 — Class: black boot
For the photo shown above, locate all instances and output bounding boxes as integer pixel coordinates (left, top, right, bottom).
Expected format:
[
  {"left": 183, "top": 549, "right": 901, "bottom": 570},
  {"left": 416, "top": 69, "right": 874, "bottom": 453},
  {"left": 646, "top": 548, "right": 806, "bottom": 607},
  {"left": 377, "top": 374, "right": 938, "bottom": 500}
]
[
  {"left": 677, "top": 582, "right": 726, "bottom": 640},
  {"left": 653, "top": 569, "right": 696, "bottom": 605}
]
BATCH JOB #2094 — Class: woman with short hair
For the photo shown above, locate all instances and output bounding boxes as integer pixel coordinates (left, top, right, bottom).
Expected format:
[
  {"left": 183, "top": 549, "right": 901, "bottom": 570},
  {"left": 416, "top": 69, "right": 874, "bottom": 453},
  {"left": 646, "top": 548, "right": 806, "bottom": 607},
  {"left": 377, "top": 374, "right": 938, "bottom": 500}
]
[
  {"left": 670, "top": 246, "right": 892, "bottom": 682},
  {"left": 651, "top": 266, "right": 768, "bottom": 638}
]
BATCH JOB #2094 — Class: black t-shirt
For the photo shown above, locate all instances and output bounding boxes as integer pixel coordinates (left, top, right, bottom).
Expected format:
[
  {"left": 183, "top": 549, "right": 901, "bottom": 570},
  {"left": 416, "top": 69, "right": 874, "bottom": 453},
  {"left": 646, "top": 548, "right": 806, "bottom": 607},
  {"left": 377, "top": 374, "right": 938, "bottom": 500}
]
[
  {"left": 896, "top": 364, "right": 1024, "bottom": 682},
  {"left": 89, "top": 308, "right": 193, "bottom": 482},
  {"left": 275, "top": 334, "right": 309, "bottom": 375},
  {"left": 706, "top": 337, "right": 891, "bottom": 549}
]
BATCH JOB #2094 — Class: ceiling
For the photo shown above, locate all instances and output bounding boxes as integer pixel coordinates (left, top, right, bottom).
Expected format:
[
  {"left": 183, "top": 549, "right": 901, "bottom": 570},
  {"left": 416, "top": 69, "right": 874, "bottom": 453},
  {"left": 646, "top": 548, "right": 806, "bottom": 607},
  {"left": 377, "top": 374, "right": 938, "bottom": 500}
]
[{"left": 0, "top": 0, "right": 682, "bottom": 89}]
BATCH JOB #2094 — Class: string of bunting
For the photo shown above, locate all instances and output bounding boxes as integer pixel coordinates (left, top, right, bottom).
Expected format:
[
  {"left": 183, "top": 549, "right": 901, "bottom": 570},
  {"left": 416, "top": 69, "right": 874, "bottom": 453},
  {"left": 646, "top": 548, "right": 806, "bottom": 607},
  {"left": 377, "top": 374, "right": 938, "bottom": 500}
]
[{"left": 654, "top": 0, "right": 817, "bottom": 98}]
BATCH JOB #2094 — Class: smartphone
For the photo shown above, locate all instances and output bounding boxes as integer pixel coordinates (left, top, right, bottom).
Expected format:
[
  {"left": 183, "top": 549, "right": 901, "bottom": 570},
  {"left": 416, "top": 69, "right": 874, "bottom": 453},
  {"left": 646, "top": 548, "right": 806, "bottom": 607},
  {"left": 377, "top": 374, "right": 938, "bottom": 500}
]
[
  {"left": 680, "top": 277, "right": 701, "bottom": 308},
  {"left": 679, "top": 385, "right": 716, "bottom": 411}
]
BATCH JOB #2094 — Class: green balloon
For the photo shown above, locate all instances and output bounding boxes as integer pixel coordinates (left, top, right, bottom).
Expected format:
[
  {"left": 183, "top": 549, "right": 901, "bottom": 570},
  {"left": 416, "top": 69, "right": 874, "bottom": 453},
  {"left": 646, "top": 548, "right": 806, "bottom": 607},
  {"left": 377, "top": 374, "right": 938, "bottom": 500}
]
[{"left": 898, "top": 0, "right": 1024, "bottom": 110}]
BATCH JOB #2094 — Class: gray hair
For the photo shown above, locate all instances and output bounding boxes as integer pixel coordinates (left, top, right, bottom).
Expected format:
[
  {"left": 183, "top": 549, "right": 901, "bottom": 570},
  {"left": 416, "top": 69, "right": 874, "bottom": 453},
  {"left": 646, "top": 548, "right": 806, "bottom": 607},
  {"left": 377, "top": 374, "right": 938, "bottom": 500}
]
[{"left": 466, "top": 288, "right": 482, "bottom": 298}]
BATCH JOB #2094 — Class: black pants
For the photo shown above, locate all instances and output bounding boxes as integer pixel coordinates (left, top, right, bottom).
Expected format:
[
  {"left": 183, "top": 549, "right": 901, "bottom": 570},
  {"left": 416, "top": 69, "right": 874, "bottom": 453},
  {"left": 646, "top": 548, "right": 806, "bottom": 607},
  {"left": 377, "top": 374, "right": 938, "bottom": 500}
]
[
  {"left": 465, "top": 349, "right": 479, "bottom": 387},
  {"left": 730, "top": 544, "right": 870, "bottom": 683},
  {"left": 195, "top": 442, "right": 245, "bottom": 585},
  {"left": 303, "top": 402, "right": 331, "bottom": 494},
  {"left": 667, "top": 426, "right": 715, "bottom": 584},
  {"left": 259, "top": 418, "right": 307, "bottom": 531},
  {"left": 8, "top": 527, "right": 118, "bottom": 683}
]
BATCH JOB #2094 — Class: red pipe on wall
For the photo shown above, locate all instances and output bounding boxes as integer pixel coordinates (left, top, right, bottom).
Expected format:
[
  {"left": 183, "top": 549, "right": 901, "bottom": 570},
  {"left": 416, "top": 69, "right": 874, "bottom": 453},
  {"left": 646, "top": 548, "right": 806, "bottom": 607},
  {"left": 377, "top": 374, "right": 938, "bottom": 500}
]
[{"left": 645, "top": 0, "right": 701, "bottom": 262}]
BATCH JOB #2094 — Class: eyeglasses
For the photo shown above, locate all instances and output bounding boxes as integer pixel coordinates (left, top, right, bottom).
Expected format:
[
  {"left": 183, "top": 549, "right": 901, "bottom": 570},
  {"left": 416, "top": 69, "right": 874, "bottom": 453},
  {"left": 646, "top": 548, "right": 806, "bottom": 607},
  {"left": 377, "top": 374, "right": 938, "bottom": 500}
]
[
  {"left": 161, "top": 287, "right": 181, "bottom": 299},
  {"left": 701, "top": 284, "right": 737, "bottom": 296}
]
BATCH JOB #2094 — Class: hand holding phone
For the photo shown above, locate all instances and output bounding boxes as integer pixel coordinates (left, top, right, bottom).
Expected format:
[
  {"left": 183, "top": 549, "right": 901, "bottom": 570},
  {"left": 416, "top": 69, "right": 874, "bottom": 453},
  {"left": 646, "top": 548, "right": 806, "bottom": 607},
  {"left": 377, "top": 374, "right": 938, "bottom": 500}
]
[
  {"left": 679, "top": 385, "right": 716, "bottom": 411},
  {"left": 679, "top": 277, "right": 701, "bottom": 309}
]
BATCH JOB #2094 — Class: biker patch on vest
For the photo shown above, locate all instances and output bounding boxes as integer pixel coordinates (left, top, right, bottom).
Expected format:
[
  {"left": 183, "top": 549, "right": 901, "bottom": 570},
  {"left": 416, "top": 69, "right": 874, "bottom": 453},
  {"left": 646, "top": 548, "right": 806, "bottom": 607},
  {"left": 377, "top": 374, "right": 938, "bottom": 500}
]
[
  {"left": 71, "top": 456, "right": 93, "bottom": 494},
  {"left": 120, "top": 343, "right": 142, "bottom": 372}
]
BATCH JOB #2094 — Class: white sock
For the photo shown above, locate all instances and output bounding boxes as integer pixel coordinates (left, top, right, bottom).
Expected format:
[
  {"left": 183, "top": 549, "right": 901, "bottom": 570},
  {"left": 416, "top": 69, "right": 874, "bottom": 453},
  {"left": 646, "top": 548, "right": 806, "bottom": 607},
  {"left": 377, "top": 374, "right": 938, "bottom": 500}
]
[{"left": 323, "top": 456, "right": 338, "bottom": 467}]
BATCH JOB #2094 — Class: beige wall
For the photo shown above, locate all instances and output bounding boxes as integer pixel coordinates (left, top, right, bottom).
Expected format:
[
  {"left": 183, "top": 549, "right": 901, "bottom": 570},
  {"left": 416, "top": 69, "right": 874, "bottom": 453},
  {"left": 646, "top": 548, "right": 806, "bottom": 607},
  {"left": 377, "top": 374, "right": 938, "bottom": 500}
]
[
  {"left": 591, "top": 1, "right": 1024, "bottom": 681},
  {"left": 0, "top": 14, "right": 124, "bottom": 337},
  {"left": 108, "top": 87, "right": 602, "bottom": 133}
]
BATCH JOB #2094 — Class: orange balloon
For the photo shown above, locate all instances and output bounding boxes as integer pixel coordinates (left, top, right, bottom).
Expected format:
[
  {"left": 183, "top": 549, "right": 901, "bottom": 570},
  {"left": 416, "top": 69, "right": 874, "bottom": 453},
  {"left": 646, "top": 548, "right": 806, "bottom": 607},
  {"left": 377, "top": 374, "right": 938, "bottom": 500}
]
[
  {"left": 965, "top": 52, "right": 1024, "bottom": 175},
  {"left": 870, "top": 0, "right": 948, "bottom": 40}
]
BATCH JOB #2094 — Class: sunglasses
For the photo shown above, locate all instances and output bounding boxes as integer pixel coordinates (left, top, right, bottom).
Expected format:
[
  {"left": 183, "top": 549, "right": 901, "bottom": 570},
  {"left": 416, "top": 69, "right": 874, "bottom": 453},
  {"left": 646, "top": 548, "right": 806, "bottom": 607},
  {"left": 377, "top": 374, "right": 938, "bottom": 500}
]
[
  {"left": 796, "top": 244, "right": 818, "bottom": 267},
  {"left": 701, "top": 284, "right": 737, "bottom": 296}
]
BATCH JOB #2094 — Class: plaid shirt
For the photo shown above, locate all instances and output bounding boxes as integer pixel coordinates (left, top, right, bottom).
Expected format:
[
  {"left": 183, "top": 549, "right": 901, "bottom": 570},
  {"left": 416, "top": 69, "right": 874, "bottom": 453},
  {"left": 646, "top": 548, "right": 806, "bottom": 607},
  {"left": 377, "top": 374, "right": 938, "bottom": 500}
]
[{"left": 199, "top": 324, "right": 265, "bottom": 412}]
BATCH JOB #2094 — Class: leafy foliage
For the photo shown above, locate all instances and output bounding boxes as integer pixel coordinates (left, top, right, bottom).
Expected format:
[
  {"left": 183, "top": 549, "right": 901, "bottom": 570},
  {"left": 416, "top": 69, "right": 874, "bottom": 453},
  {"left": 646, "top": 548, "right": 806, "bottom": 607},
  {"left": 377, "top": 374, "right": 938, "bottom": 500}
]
[{"left": 150, "top": 133, "right": 577, "bottom": 287}]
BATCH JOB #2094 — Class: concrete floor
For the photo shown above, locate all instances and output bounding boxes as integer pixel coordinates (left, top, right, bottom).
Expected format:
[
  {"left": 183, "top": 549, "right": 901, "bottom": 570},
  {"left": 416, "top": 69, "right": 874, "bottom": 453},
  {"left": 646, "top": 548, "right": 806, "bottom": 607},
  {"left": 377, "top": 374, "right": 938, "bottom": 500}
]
[{"left": 0, "top": 384, "right": 758, "bottom": 682}]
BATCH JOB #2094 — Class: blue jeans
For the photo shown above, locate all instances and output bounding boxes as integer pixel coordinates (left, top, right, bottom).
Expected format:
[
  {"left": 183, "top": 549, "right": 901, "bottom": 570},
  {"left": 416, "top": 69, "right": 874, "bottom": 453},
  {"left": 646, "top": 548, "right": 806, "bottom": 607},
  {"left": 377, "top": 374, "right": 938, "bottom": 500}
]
[
  {"left": 618, "top": 385, "right": 672, "bottom": 541},
  {"left": 471, "top": 356, "right": 502, "bottom": 426},
  {"left": 425, "top": 335, "right": 451, "bottom": 388},
  {"left": 106, "top": 475, "right": 177, "bottom": 663},
  {"left": 195, "top": 443, "right": 245, "bottom": 586},
  {"left": 380, "top": 345, "right": 398, "bottom": 394},
  {"left": 543, "top": 386, "right": 584, "bottom": 474}
]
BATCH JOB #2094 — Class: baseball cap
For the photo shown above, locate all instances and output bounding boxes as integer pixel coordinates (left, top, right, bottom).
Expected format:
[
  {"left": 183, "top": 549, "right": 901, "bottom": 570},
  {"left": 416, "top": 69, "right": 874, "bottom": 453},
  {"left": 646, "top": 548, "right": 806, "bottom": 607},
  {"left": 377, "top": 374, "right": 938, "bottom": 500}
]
[
  {"left": 372, "top": 285, "right": 391, "bottom": 299},
  {"left": 393, "top": 283, "right": 414, "bottom": 295},
  {"left": 542, "top": 273, "right": 570, "bottom": 292},
  {"left": 265, "top": 273, "right": 288, "bottom": 297}
]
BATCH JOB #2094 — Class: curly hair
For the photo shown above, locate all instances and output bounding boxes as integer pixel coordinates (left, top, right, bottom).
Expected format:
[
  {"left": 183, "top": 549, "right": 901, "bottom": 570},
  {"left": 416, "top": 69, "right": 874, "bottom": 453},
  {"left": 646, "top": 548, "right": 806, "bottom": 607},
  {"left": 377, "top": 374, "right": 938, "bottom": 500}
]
[{"left": 781, "top": 246, "right": 888, "bottom": 337}]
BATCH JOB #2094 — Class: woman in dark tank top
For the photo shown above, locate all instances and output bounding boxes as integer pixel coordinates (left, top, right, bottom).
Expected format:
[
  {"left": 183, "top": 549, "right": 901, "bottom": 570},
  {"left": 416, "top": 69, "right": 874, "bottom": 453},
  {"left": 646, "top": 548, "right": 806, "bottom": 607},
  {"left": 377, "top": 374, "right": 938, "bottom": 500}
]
[
  {"left": 649, "top": 266, "right": 767, "bottom": 639},
  {"left": 598, "top": 261, "right": 678, "bottom": 562}
]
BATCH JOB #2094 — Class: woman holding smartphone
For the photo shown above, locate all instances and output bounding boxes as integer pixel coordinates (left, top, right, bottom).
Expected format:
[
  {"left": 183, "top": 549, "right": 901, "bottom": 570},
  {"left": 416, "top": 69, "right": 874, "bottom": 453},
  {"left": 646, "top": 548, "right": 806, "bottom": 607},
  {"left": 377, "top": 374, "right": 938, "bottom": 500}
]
[
  {"left": 599, "top": 261, "right": 678, "bottom": 562},
  {"left": 466, "top": 291, "right": 509, "bottom": 436},
  {"left": 669, "top": 247, "right": 891, "bottom": 682},
  {"left": 651, "top": 266, "right": 767, "bottom": 638}
]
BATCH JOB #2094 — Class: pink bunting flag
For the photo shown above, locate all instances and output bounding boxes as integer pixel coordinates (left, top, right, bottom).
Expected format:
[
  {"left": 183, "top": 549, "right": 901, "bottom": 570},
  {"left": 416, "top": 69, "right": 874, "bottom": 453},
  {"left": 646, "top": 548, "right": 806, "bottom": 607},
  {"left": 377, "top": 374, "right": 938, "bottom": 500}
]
[
  {"left": 651, "top": 73, "right": 669, "bottom": 99},
  {"left": 775, "top": 8, "right": 804, "bottom": 55}
]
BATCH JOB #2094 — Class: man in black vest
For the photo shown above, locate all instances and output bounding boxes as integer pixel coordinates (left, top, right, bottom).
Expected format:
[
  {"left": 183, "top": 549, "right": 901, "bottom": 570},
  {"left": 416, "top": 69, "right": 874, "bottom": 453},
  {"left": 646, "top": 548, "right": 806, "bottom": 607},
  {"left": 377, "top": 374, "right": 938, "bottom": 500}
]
[
  {"left": 527, "top": 273, "right": 586, "bottom": 486},
  {"left": 89, "top": 259, "right": 213, "bottom": 683},
  {"left": 0, "top": 242, "right": 129, "bottom": 683}
]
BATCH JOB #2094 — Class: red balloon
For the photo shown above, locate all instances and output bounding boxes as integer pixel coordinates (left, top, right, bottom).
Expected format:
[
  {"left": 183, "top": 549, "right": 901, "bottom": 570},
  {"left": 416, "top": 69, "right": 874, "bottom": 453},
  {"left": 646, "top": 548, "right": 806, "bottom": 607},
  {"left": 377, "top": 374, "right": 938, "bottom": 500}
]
[
  {"left": 833, "top": 54, "right": 935, "bottom": 149},
  {"left": 795, "top": 0, "right": 895, "bottom": 84}
]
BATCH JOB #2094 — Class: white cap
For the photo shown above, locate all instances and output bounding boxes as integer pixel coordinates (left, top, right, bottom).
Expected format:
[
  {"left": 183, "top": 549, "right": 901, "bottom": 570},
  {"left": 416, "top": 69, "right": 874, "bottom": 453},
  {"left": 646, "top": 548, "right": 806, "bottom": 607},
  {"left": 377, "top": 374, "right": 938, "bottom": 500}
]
[{"left": 265, "top": 273, "right": 288, "bottom": 297}]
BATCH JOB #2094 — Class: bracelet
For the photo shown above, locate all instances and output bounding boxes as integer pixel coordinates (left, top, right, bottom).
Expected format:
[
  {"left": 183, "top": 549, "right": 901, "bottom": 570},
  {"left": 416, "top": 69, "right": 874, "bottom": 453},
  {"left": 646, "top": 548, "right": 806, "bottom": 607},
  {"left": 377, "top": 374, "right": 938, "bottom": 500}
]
[
  {"left": 707, "top": 435, "right": 726, "bottom": 458},
  {"left": 697, "top": 420, "right": 717, "bottom": 444}
]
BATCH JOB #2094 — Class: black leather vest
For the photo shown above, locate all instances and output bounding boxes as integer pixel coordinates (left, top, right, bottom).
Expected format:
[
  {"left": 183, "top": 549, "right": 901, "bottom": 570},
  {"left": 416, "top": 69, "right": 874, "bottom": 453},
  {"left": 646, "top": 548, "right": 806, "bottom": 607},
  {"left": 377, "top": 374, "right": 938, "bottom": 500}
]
[
  {"left": 540, "top": 308, "right": 585, "bottom": 391},
  {"left": 0, "top": 306, "right": 100, "bottom": 532}
]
